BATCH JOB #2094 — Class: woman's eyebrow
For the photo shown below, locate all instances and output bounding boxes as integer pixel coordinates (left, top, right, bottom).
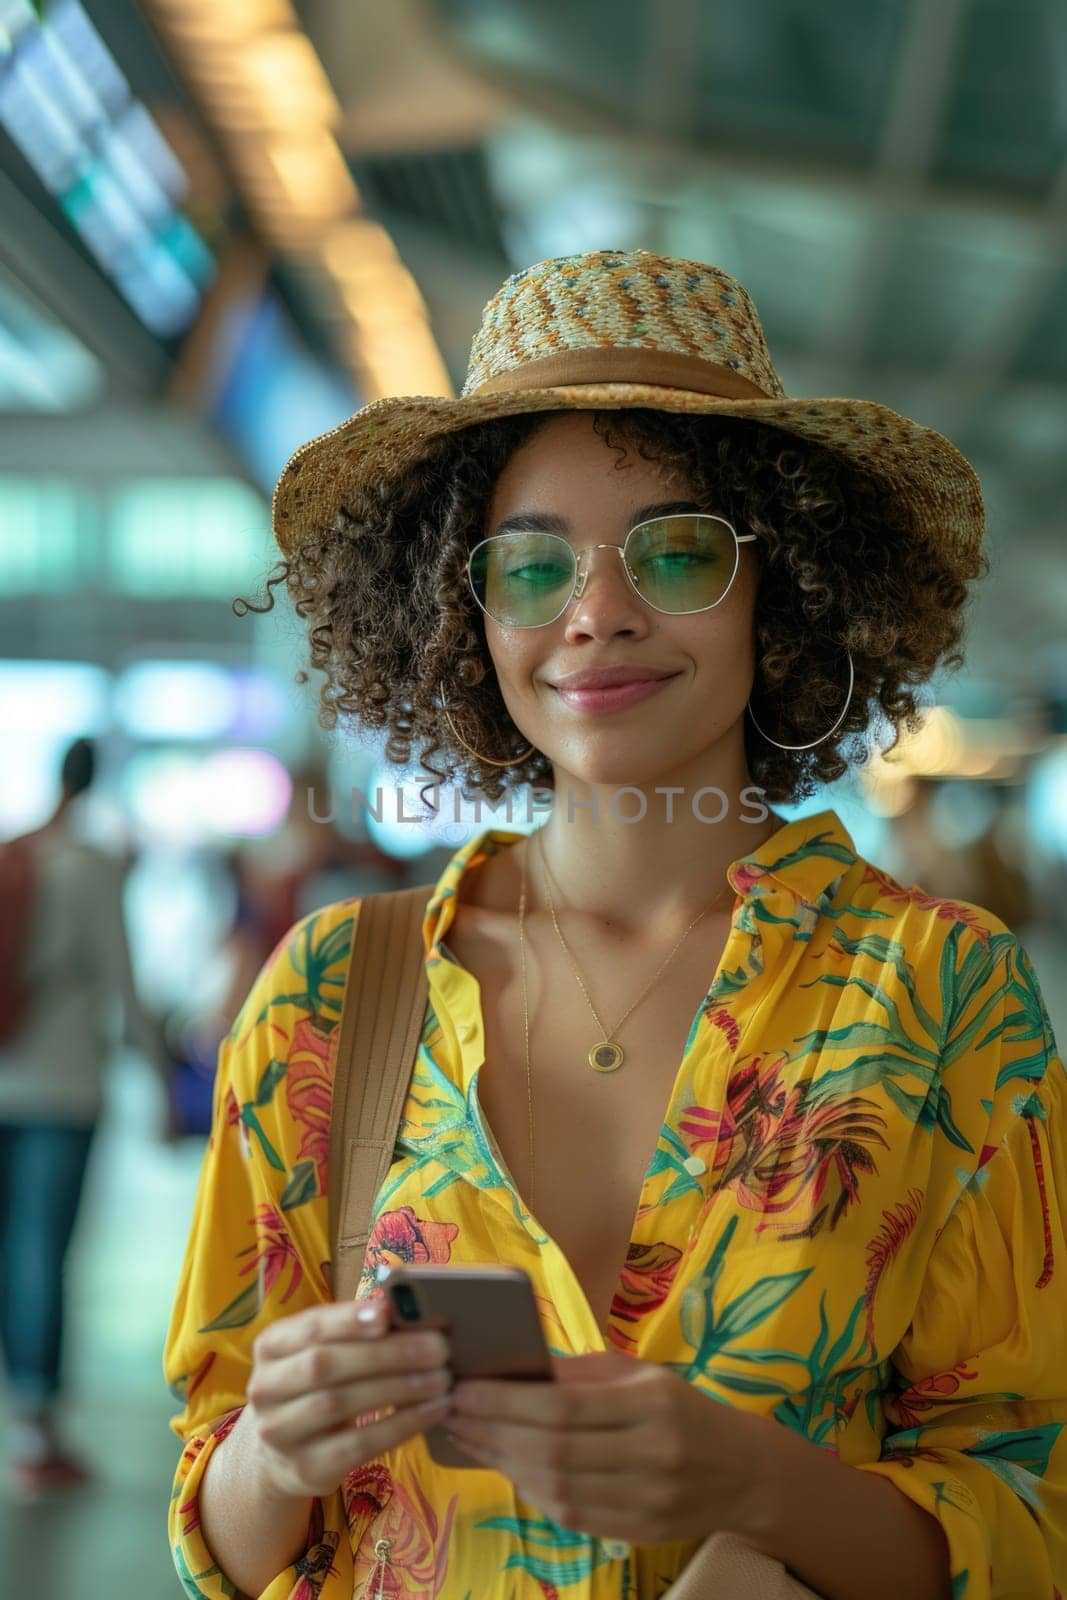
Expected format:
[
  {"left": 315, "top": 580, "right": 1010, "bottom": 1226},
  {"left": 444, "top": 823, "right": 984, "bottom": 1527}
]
[
  {"left": 632, "top": 498, "right": 704, "bottom": 523},
  {"left": 492, "top": 511, "right": 569, "bottom": 536},
  {"left": 491, "top": 499, "right": 703, "bottom": 537}
]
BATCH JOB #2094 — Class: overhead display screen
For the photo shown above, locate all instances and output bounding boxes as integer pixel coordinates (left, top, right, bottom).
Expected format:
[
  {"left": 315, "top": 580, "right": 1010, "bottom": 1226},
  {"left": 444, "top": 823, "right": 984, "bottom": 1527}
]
[{"left": 0, "top": 0, "right": 214, "bottom": 336}]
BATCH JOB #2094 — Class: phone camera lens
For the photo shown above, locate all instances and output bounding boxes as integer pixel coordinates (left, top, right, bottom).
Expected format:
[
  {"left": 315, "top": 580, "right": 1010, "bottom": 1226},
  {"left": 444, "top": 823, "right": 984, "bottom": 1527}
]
[{"left": 392, "top": 1284, "right": 420, "bottom": 1321}]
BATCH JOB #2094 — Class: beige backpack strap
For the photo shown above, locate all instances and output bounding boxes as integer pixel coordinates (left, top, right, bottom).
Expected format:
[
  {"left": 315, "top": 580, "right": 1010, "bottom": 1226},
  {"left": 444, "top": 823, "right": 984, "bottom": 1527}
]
[{"left": 328, "top": 882, "right": 436, "bottom": 1303}]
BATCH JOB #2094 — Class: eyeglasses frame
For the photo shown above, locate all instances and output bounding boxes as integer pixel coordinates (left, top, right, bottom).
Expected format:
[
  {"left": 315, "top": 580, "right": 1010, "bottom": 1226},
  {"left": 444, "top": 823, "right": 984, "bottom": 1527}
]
[{"left": 466, "top": 512, "right": 758, "bottom": 629}]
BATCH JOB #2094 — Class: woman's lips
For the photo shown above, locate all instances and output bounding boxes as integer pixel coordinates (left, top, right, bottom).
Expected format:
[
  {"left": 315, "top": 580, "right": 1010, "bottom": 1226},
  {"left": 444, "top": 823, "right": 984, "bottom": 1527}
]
[{"left": 552, "top": 674, "right": 680, "bottom": 713}]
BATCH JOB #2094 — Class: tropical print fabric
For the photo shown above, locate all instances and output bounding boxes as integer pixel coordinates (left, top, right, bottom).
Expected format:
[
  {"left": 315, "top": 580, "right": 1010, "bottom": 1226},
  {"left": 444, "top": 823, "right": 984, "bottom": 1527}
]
[{"left": 164, "top": 809, "right": 1067, "bottom": 1599}]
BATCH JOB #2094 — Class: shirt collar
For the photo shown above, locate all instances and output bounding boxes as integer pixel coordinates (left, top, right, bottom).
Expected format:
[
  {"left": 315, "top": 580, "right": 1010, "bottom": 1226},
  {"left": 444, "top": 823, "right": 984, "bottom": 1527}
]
[
  {"left": 725, "top": 808, "right": 859, "bottom": 909},
  {"left": 419, "top": 807, "right": 860, "bottom": 955}
]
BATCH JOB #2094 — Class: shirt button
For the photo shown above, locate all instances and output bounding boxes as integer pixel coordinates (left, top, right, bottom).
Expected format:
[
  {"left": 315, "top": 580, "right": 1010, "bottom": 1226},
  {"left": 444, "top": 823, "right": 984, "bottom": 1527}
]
[
  {"left": 683, "top": 1155, "right": 707, "bottom": 1176},
  {"left": 458, "top": 1023, "right": 476, "bottom": 1041},
  {"left": 601, "top": 1539, "right": 630, "bottom": 1560}
]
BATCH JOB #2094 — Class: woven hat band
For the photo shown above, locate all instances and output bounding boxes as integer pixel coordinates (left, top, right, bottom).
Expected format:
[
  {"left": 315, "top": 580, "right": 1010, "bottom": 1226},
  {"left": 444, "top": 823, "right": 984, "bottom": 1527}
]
[{"left": 467, "top": 346, "right": 772, "bottom": 401}]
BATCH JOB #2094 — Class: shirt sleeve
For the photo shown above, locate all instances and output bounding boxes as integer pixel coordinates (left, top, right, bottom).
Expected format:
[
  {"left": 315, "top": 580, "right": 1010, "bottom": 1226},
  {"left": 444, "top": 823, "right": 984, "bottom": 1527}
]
[
  {"left": 856, "top": 932, "right": 1067, "bottom": 1600},
  {"left": 163, "top": 903, "right": 365, "bottom": 1600}
]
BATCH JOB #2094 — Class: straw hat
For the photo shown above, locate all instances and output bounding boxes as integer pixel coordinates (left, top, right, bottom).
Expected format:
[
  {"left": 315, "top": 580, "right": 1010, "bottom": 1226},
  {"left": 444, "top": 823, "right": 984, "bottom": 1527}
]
[{"left": 271, "top": 248, "right": 983, "bottom": 567}]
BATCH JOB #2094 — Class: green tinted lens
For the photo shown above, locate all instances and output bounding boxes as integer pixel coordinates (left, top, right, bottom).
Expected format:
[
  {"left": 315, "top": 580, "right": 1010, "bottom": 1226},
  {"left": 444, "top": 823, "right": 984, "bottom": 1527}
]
[
  {"left": 469, "top": 533, "right": 575, "bottom": 626},
  {"left": 626, "top": 516, "right": 738, "bottom": 612}
]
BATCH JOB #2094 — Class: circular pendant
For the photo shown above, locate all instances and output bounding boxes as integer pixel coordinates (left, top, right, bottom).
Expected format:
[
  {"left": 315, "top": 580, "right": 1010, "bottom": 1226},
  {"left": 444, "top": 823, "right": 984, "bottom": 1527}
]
[{"left": 588, "top": 1041, "right": 624, "bottom": 1073}]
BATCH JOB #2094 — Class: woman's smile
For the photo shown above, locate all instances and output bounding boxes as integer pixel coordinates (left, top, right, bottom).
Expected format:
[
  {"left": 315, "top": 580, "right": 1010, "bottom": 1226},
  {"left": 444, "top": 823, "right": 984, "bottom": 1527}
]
[{"left": 551, "top": 673, "right": 682, "bottom": 714}]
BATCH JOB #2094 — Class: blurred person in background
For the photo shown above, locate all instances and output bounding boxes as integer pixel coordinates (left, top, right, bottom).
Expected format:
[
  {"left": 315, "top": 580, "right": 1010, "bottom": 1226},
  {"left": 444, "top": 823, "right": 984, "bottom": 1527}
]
[
  {"left": 0, "top": 736, "right": 174, "bottom": 1495},
  {"left": 239, "top": 762, "right": 408, "bottom": 951},
  {"left": 156, "top": 770, "right": 411, "bottom": 1138},
  {"left": 213, "top": 765, "right": 408, "bottom": 1038}
]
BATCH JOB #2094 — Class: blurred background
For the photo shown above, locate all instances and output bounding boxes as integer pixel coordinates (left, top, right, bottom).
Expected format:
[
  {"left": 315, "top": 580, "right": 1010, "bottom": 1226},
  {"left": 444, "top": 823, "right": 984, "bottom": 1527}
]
[{"left": 2, "top": 0, "right": 1066, "bottom": 1591}]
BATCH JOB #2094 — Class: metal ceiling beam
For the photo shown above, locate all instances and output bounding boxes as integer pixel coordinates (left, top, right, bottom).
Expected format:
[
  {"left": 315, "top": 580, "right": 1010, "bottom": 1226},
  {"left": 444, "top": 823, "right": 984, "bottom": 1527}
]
[
  {"left": 640, "top": 0, "right": 700, "bottom": 142},
  {"left": 931, "top": 0, "right": 1067, "bottom": 420},
  {"left": 934, "top": 168, "right": 1067, "bottom": 439},
  {"left": 0, "top": 168, "right": 168, "bottom": 395},
  {"left": 831, "top": 0, "right": 970, "bottom": 372},
  {"left": 638, "top": 0, "right": 703, "bottom": 252},
  {"left": 457, "top": 50, "right": 1067, "bottom": 235}
]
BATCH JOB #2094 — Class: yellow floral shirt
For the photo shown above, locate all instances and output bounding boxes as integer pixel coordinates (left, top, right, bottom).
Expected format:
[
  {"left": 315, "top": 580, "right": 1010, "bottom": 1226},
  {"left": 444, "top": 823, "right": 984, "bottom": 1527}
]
[{"left": 164, "top": 809, "right": 1067, "bottom": 1600}]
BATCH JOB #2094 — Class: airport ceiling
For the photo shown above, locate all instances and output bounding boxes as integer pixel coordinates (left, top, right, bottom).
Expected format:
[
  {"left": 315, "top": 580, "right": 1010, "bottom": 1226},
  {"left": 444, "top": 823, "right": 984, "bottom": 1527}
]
[
  {"left": 2, "top": 0, "right": 1066, "bottom": 689},
  {"left": 292, "top": 0, "right": 1067, "bottom": 689}
]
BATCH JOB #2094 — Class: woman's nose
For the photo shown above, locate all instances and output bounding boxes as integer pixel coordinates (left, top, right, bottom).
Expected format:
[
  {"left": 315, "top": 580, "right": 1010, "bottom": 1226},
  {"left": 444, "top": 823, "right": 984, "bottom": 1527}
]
[
  {"left": 565, "top": 545, "right": 647, "bottom": 630},
  {"left": 572, "top": 544, "right": 633, "bottom": 599}
]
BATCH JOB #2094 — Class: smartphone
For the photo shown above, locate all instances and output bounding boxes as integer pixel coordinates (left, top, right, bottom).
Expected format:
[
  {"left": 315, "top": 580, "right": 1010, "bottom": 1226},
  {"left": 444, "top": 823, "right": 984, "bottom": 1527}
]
[{"left": 376, "top": 1262, "right": 553, "bottom": 1469}]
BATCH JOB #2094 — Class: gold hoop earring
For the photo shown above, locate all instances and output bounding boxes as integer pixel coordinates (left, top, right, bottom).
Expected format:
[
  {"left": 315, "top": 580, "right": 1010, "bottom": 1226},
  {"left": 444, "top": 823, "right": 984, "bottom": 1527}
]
[
  {"left": 746, "top": 647, "right": 855, "bottom": 752},
  {"left": 438, "top": 682, "right": 535, "bottom": 768}
]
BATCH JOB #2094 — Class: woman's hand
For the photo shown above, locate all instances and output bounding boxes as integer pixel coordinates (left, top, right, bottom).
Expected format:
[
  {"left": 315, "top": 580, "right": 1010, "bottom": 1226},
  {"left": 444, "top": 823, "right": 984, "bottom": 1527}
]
[
  {"left": 244, "top": 1296, "right": 455, "bottom": 1500},
  {"left": 444, "top": 1349, "right": 771, "bottom": 1547}
]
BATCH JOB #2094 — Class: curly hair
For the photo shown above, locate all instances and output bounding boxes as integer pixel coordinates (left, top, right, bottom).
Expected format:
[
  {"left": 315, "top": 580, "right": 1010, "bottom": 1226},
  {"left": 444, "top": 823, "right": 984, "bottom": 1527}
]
[{"left": 236, "top": 410, "right": 986, "bottom": 807}]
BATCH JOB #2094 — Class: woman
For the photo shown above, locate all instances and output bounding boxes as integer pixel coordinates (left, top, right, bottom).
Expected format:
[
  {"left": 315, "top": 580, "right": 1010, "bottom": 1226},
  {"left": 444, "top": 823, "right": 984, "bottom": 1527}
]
[{"left": 164, "top": 250, "right": 1066, "bottom": 1599}]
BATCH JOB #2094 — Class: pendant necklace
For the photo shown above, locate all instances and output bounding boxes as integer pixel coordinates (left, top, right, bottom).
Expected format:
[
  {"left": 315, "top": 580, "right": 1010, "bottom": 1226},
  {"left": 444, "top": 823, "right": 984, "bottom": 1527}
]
[{"left": 533, "top": 827, "right": 732, "bottom": 1073}]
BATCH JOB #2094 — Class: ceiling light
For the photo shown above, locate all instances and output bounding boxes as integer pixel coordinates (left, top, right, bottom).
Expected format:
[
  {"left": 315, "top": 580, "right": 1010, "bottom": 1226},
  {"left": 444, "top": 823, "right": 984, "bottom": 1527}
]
[
  {"left": 151, "top": 0, "right": 293, "bottom": 44},
  {"left": 264, "top": 137, "right": 356, "bottom": 217}
]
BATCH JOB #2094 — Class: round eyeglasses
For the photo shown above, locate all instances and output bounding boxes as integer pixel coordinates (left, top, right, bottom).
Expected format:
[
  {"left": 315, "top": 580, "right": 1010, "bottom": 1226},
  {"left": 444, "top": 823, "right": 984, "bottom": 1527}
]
[{"left": 466, "top": 514, "right": 756, "bottom": 629}]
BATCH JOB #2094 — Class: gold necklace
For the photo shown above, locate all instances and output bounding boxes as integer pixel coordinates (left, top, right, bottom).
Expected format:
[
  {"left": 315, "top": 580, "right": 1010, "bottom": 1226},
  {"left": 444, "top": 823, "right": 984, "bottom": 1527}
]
[
  {"left": 518, "top": 845, "right": 535, "bottom": 1206},
  {"left": 533, "top": 828, "right": 732, "bottom": 1073}
]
